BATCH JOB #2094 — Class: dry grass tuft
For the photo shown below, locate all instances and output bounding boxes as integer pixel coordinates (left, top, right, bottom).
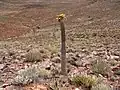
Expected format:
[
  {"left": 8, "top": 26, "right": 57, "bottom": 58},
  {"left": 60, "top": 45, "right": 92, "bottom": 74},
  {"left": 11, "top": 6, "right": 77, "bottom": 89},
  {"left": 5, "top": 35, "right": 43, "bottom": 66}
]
[
  {"left": 92, "top": 60, "right": 111, "bottom": 76},
  {"left": 25, "top": 49, "right": 48, "bottom": 62},
  {"left": 72, "top": 75, "right": 98, "bottom": 88}
]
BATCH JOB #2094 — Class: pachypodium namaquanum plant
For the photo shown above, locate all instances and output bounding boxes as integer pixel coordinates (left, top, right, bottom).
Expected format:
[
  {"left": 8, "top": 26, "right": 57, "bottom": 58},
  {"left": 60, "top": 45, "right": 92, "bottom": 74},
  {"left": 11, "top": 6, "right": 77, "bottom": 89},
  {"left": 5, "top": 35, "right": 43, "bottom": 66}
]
[{"left": 56, "top": 13, "right": 67, "bottom": 75}]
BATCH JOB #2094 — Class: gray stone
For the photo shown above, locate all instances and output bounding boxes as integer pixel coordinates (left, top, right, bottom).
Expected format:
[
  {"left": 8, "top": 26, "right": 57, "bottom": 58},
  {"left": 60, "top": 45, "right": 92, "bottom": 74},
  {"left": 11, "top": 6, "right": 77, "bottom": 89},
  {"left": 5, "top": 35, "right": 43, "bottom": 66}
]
[
  {"left": 5, "top": 85, "right": 23, "bottom": 90},
  {"left": 0, "top": 88, "right": 3, "bottom": 90},
  {"left": 67, "top": 48, "right": 76, "bottom": 53},
  {"left": 51, "top": 57, "right": 61, "bottom": 63},
  {"left": 0, "top": 64, "right": 6, "bottom": 70},
  {"left": 68, "top": 58, "right": 78, "bottom": 67},
  {"left": 75, "top": 60, "right": 83, "bottom": 67}
]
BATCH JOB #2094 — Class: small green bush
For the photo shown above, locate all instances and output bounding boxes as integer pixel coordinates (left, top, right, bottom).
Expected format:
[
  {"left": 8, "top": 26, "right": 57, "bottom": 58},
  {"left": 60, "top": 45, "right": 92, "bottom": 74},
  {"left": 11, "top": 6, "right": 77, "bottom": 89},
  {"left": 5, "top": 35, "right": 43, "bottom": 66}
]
[
  {"left": 72, "top": 75, "right": 98, "bottom": 87},
  {"left": 91, "top": 83, "right": 112, "bottom": 90},
  {"left": 12, "top": 65, "right": 50, "bottom": 85},
  {"left": 92, "top": 60, "right": 111, "bottom": 76}
]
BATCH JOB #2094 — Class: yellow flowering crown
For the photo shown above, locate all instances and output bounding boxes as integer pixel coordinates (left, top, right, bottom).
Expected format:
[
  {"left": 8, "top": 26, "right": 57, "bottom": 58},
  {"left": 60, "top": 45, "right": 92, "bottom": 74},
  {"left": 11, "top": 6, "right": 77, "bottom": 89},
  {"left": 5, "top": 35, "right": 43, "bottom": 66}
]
[{"left": 56, "top": 13, "right": 65, "bottom": 21}]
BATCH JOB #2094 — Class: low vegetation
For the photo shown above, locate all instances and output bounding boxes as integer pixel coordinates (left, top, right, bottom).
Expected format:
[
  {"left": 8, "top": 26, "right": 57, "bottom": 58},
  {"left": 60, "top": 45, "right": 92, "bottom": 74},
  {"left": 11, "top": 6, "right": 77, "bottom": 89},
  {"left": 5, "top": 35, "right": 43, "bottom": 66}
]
[
  {"left": 0, "top": 15, "right": 8, "bottom": 22},
  {"left": 72, "top": 75, "right": 98, "bottom": 88},
  {"left": 12, "top": 65, "right": 50, "bottom": 85},
  {"left": 91, "top": 83, "right": 112, "bottom": 90},
  {"left": 25, "top": 49, "right": 47, "bottom": 62},
  {"left": 92, "top": 59, "right": 111, "bottom": 76}
]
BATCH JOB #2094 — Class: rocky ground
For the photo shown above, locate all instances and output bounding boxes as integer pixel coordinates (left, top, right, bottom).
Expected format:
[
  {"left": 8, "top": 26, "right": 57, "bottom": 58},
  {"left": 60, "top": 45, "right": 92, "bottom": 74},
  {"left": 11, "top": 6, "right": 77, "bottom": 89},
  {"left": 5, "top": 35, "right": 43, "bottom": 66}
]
[{"left": 0, "top": 0, "right": 120, "bottom": 90}]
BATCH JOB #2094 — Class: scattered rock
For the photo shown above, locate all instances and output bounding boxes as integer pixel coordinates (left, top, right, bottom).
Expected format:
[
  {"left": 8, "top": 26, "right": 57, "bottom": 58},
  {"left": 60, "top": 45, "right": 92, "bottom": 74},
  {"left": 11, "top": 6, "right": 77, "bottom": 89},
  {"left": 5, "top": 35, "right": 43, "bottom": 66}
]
[
  {"left": 16, "top": 56, "right": 21, "bottom": 60},
  {"left": 71, "top": 56, "right": 78, "bottom": 61},
  {"left": 8, "top": 50, "right": 15, "bottom": 56},
  {"left": 23, "top": 84, "right": 48, "bottom": 90},
  {"left": 50, "top": 64, "right": 60, "bottom": 76},
  {"left": 67, "top": 48, "right": 76, "bottom": 53},
  {"left": 39, "top": 49, "right": 45, "bottom": 53},
  {"left": 59, "top": 76, "right": 69, "bottom": 87},
  {"left": 114, "top": 70, "right": 120, "bottom": 75},
  {"left": 75, "top": 52, "right": 80, "bottom": 58},
  {"left": 81, "top": 49, "right": 89, "bottom": 55},
  {"left": 4, "top": 85, "right": 23, "bottom": 90},
  {"left": 75, "top": 60, "right": 83, "bottom": 67},
  {"left": 75, "top": 88, "right": 80, "bottom": 90},
  {"left": 20, "top": 53, "right": 26, "bottom": 58},
  {"left": 51, "top": 69, "right": 59, "bottom": 76},
  {"left": 68, "top": 59, "right": 78, "bottom": 67},
  {"left": 51, "top": 57, "right": 61, "bottom": 63},
  {"left": 39, "top": 60, "right": 52, "bottom": 69},
  {"left": 45, "top": 65, "right": 51, "bottom": 70},
  {"left": 66, "top": 52, "right": 74, "bottom": 57},
  {"left": 2, "top": 56, "right": 5, "bottom": 61},
  {"left": 0, "top": 64, "right": 6, "bottom": 70},
  {"left": 36, "top": 26, "right": 40, "bottom": 29},
  {"left": 110, "top": 55, "right": 119, "bottom": 61}
]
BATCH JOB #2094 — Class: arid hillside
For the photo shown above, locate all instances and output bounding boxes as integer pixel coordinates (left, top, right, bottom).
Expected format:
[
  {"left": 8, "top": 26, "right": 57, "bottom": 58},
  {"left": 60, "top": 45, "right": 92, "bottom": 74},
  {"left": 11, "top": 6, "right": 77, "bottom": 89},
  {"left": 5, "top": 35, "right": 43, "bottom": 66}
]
[{"left": 0, "top": 0, "right": 120, "bottom": 39}]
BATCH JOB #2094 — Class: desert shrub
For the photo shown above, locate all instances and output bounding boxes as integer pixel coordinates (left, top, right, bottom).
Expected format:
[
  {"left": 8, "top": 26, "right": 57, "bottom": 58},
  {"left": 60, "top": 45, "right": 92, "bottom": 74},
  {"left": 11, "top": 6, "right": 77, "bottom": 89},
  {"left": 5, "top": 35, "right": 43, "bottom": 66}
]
[
  {"left": 46, "top": 43, "right": 59, "bottom": 55},
  {"left": 12, "top": 65, "right": 50, "bottom": 85},
  {"left": 92, "top": 60, "right": 111, "bottom": 76},
  {"left": 25, "top": 49, "right": 46, "bottom": 62},
  {"left": 72, "top": 75, "right": 98, "bottom": 88},
  {"left": 91, "top": 83, "right": 112, "bottom": 90},
  {"left": 0, "top": 16, "right": 8, "bottom": 22}
]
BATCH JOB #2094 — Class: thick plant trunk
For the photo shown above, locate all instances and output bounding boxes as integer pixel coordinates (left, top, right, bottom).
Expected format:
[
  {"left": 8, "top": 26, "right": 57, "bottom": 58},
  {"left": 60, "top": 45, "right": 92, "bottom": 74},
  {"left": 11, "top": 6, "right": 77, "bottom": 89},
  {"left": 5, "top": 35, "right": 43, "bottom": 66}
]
[{"left": 60, "top": 20, "right": 67, "bottom": 75}]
